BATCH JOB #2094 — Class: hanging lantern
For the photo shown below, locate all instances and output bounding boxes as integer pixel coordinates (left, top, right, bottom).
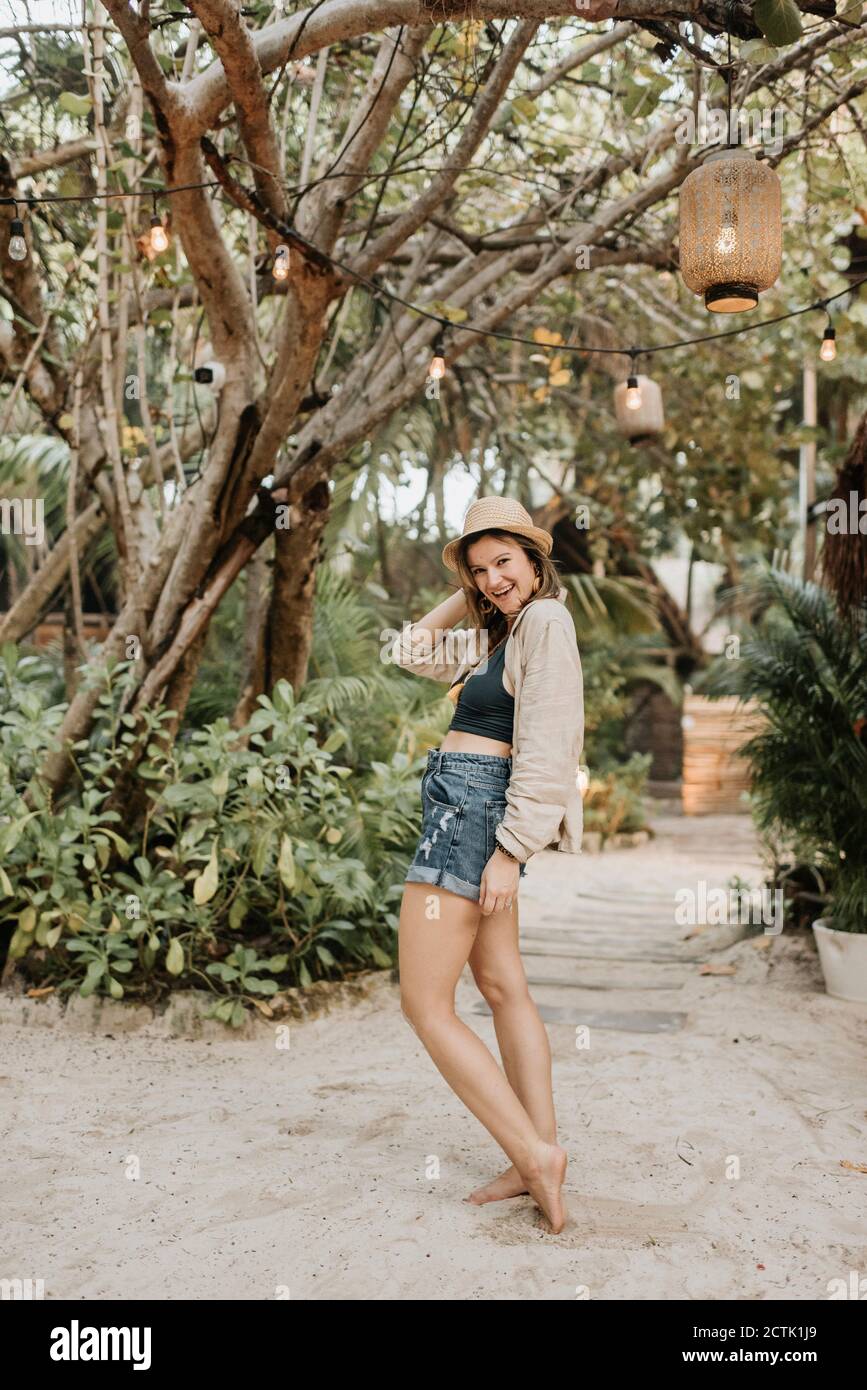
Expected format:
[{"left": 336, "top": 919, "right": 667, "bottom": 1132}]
[
  {"left": 613, "top": 373, "right": 664, "bottom": 445},
  {"left": 678, "top": 147, "right": 782, "bottom": 313}
]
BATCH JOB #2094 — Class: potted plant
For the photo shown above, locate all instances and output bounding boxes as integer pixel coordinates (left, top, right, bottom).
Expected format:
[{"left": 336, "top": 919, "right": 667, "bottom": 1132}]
[{"left": 700, "top": 568, "right": 867, "bottom": 1001}]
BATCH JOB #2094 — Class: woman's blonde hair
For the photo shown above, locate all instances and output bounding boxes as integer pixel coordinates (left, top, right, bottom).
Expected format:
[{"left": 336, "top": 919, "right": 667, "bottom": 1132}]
[{"left": 452, "top": 528, "right": 563, "bottom": 655}]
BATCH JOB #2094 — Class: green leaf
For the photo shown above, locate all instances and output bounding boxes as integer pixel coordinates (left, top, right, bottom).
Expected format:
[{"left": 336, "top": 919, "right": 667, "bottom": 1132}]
[
  {"left": 165, "top": 937, "right": 184, "bottom": 976},
  {"left": 277, "top": 834, "right": 295, "bottom": 892},
  {"left": 80, "top": 960, "right": 105, "bottom": 996},
  {"left": 18, "top": 905, "right": 37, "bottom": 934},
  {"left": 753, "top": 0, "right": 803, "bottom": 46},
  {"left": 320, "top": 729, "right": 347, "bottom": 754},
  {"left": 7, "top": 928, "right": 29, "bottom": 959},
  {"left": 193, "top": 841, "right": 219, "bottom": 905},
  {"left": 58, "top": 91, "right": 92, "bottom": 118},
  {"left": 162, "top": 782, "right": 206, "bottom": 806},
  {"left": 0, "top": 866, "right": 12, "bottom": 897},
  {"left": 512, "top": 95, "right": 538, "bottom": 122},
  {"left": 427, "top": 299, "right": 468, "bottom": 325},
  {"left": 211, "top": 768, "right": 230, "bottom": 797},
  {"left": 228, "top": 897, "right": 247, "bottom": 931},
  {"left": 252, "top": 829, "right": 271, "bottom": 878},
  {"left": 246, "top": 976, "right": 279, "bottom": 995}
]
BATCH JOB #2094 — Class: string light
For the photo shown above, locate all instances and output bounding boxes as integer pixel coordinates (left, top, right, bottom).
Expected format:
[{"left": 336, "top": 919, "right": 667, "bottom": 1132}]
[
  {"left": 428, "top": 334, "right": 446, "bottom": 380},
  {"left": 614, "top": 359, "right": 665, "bottom": 444},
  {"left": 1, "top": 183, "right": 866, "bottom": 378},
  {"left": 623, "top": 350, "right": 642, "bottom": 409},
  {"left": 820, "top": 311, "right": 837, "bottom": 362},
  {"left": 272, "top": 243, "right": 290, "bottom": 280},
  {"left": 148, "top": 195, "right": 169, "bottom": 255},
  {"left": 8, "top": 205, "right": 27, "bottom": 262}
]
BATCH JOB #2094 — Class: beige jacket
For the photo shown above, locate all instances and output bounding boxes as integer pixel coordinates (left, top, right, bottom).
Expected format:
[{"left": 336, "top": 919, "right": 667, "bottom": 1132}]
[{"left": 389, "top": 586, "right": 584, "bottom": 862}]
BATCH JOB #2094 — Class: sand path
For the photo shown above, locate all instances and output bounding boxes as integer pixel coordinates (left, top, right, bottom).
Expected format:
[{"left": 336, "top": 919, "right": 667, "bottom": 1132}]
[{"left": 2, "top": 814, "right": 865, "bottom": 1300}]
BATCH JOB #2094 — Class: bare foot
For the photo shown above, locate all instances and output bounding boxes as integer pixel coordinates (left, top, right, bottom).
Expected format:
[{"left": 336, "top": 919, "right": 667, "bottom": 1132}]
[
  {"left": 464, "top": 1165, "right": 529, "bottom": 1205},
  {"left": 522, "top": 1142, "right": 568, "bottom": 1234}
]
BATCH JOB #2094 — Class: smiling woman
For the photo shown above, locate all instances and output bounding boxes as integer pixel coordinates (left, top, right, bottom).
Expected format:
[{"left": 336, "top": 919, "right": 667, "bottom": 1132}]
[{"left": 391, "top": 495, "right": 584, "bottom": 1235}]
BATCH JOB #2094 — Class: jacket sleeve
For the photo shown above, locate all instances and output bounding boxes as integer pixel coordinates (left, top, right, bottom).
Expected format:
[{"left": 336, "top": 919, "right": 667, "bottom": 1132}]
[
  {"left": 495, "top": 615, "right": 584, "bottom": 862},
  {"left": 387, "top": 621, "right": 471, "bottom": 684}
]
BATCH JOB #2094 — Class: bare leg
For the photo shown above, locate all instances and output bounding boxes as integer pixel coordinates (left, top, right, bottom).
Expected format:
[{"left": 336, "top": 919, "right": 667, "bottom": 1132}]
[
  {"left": 465, "top": 895, "right": 559, "bottom": 1204},
  {"left": 399, "top": 881, "right": 567, "bottom": 1232}
]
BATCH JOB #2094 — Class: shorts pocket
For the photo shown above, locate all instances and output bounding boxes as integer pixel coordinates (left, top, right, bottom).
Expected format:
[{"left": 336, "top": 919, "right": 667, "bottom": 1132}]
[
  {"left": 425, "top": 766, "right": 468, "bottom": 813},
  {"left": 485, "top": 798, "right": 526, "bottom": 877}
]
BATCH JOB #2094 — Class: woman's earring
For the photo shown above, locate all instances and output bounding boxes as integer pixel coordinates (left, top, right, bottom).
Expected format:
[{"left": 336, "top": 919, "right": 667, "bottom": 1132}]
[
  {"left": 479, "top": 595, "right": 494, "bottom": 613},
  {"left": 532, "top": 569, "right": 541, "bottom": 594}
]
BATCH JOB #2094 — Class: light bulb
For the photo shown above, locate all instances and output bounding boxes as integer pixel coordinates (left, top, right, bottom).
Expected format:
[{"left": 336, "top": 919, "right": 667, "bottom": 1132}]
[
  {"left": 429, "top": 354, "right": 445, "bottom": 380},
  {"left": 272, "top": 244, "right": 290, "bottom": 281},
  {"left": 149, "top": 214, "right": 169, "bottom": 253},
  {"left": 8, "top": 217, "right": 27, "bottom": 262},
  {"left": 820, "top": 327, "right": 836, "bottom": 362},
  {"left": 714, "top": 224, "right": 736, "bottom": 256},
  {"left": 625, "top": 374, "right": 642, "bottom": 410}
]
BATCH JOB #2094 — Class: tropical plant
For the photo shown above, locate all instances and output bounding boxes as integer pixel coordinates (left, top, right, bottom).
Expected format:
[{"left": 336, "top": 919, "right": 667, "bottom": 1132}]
[{"left": 699, "top": 568, "right": 867, "bottom": 931}]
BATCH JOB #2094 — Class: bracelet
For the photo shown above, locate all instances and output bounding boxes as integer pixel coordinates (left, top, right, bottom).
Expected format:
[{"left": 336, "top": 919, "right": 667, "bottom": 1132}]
[{"left": 495, "top": 837, "right": 523, "bottom": 865}]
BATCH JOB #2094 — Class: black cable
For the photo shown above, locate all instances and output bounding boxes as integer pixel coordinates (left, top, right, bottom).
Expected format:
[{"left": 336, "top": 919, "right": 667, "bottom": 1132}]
[{"left": 3, "top": 183, "right": 866, "bottom": 359}]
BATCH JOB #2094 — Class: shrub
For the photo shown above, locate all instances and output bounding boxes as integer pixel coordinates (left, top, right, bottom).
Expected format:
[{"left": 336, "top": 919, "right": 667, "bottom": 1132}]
[{"left": 0, "top": 648, "right": 423, "bottom": 1024}]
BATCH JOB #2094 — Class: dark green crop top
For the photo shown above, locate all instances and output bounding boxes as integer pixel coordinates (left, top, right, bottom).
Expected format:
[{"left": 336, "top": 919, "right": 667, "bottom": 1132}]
[{"left": 447, "top": 640, "right": 514, "bottom": 743}]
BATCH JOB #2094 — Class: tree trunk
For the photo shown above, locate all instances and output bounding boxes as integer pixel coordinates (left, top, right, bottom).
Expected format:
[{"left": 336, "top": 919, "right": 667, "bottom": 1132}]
[
  {"left": 265, "top": 480, "right": 331, "bottom": 694},
  {"left": 232, "top": 541, "right": 272, "bottom": 728}
]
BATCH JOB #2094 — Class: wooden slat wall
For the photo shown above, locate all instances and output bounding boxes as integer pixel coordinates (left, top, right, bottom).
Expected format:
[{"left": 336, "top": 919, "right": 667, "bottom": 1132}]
[{"left": 681, "top": 694, "right": 762, "bottom": 815}]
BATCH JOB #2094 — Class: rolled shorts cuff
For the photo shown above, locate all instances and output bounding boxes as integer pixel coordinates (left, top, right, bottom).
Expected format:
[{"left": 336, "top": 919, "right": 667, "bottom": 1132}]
[{"left": 404, "top": 865, "right": 483, "bottom": 905}]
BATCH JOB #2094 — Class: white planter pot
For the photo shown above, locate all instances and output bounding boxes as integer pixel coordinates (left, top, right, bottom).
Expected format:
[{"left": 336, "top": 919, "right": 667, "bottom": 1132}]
[{"left": 812, "top": 920, "right": 867, "bottom": 1003}]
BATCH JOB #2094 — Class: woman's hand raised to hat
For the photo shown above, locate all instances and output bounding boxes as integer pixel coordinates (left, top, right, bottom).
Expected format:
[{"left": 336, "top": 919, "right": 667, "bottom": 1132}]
[{"left": 410, "top": 585, "right": 468, "bottom": 651}]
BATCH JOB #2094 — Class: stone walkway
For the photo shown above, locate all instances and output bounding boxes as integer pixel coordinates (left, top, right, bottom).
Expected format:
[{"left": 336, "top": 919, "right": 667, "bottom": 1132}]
[
  {"left": 471, "top": 813, "right": 766, "bottom": 1036},
  {"left": 2, "top": 813, "right": 865, "bottom": 1300}
]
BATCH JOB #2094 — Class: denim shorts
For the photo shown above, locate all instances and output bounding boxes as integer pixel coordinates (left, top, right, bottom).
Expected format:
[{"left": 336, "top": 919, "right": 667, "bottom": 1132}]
[{"left": 404, "top": 750, "right": 527, "bottom": 904}]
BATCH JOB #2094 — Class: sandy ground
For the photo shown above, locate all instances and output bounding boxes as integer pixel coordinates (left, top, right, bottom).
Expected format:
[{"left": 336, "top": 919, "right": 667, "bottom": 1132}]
[{"left": 2, "top": 813, "right": 866, "bottom": 1301}]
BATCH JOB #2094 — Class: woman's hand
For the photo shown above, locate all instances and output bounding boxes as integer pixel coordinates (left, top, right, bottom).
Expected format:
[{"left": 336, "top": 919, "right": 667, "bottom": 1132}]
[{"left": 479, "top": 849, "right": 521, "bottom": 916}]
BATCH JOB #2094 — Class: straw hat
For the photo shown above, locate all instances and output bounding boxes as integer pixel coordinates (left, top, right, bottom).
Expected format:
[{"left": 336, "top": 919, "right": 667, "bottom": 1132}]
[{"left": 441, "top": 496, "right": 554, "bottom": 573}]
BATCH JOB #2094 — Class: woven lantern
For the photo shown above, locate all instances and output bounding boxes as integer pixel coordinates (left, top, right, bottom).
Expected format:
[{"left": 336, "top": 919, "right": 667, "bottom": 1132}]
[
  {"left": 613, "top": 373, "right": 664, "bottom": 444},
  {"left": 679, "top": 147, "right": 782, "bottom": 312}
]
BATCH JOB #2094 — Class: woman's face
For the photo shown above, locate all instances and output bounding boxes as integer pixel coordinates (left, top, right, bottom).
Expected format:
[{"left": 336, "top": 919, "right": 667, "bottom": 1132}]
[{"left": 464, "top": 534, "right": 536, "bottom": 620}]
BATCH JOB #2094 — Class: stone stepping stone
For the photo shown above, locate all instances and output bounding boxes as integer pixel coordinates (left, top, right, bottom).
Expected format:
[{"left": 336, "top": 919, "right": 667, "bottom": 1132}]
[
  {"left": 469, "top": 1000, "right": 688, "bottom": 1033},
  {"left": 523, "top": 973, "right": 685, "bottom": 992},
  {"left": 519, "top": 942, "right": 691, "bottom": 963}
]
